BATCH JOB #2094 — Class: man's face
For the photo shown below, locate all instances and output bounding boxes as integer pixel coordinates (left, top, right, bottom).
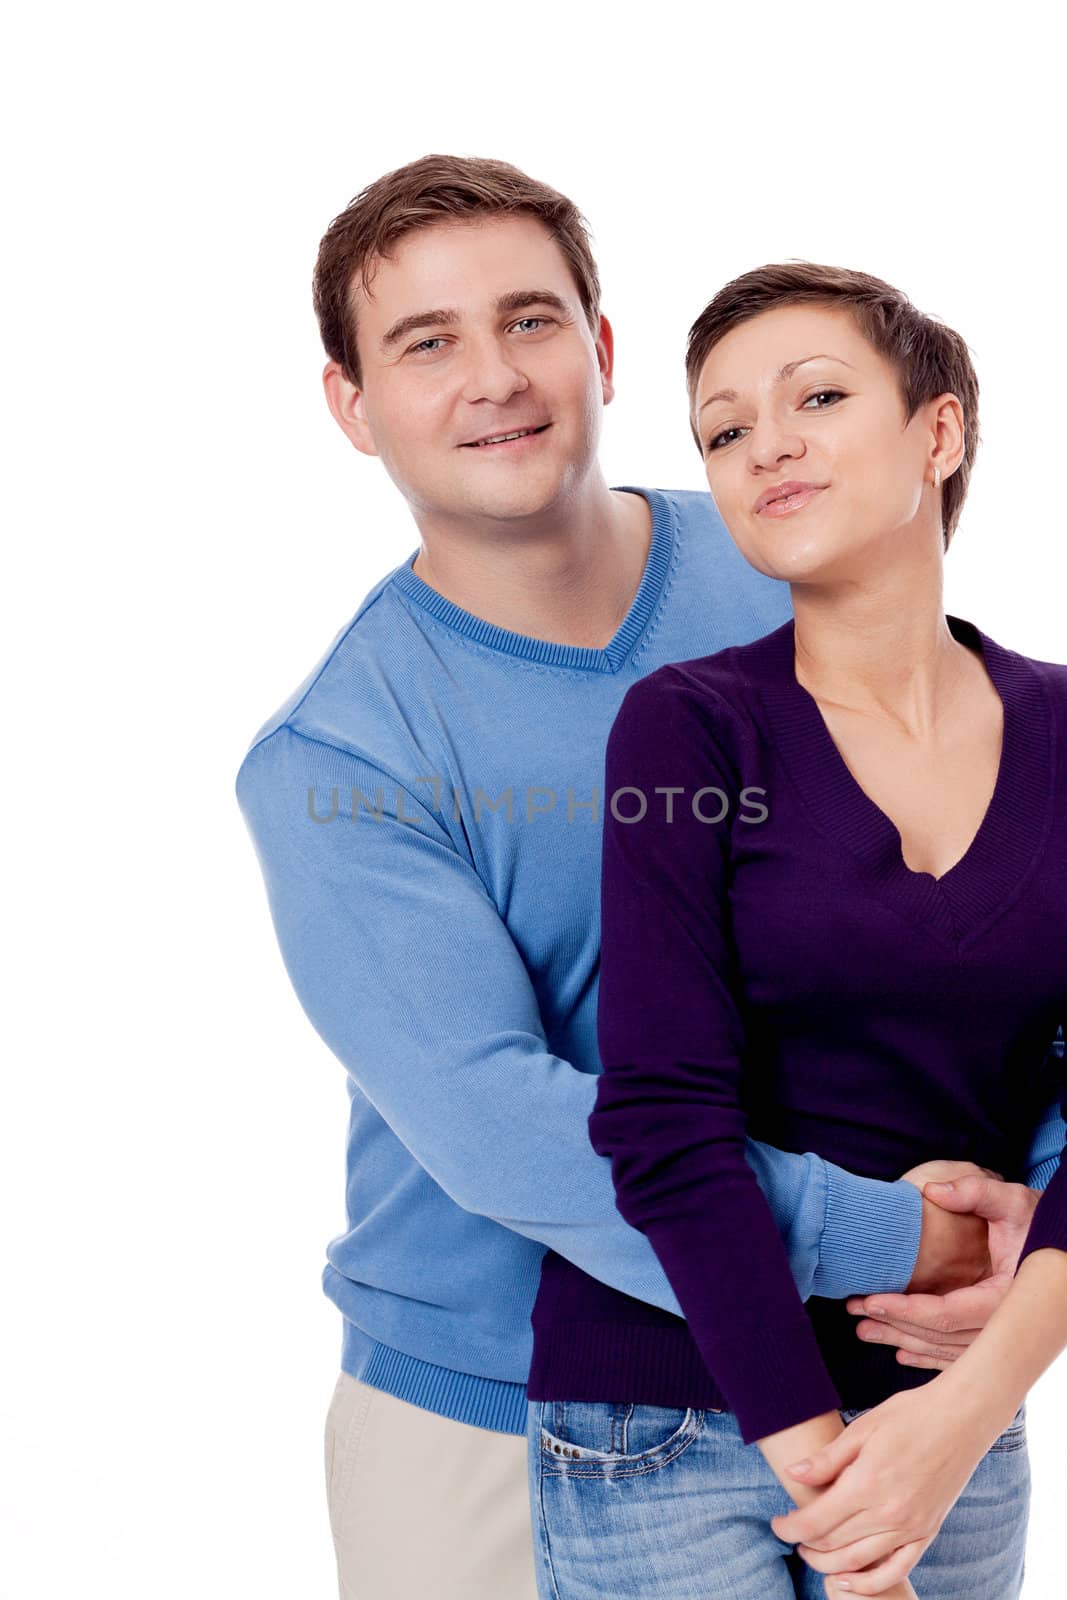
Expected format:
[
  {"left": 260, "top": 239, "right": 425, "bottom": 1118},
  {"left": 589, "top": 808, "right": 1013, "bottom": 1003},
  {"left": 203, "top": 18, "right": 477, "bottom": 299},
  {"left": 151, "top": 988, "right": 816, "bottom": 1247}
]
[
  {"left": 693, "top": 303, "right": 943, "bottom": 584},
  {"left": 325, "top": 214, "right": 613, "bottom": 525}
]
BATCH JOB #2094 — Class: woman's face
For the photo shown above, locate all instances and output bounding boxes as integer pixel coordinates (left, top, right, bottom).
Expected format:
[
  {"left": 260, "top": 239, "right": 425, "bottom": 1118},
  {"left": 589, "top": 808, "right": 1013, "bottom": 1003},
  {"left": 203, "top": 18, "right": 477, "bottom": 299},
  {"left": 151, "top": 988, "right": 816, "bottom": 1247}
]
[{"left": 692, "top": 303, "right": 942, "bottom": 585}]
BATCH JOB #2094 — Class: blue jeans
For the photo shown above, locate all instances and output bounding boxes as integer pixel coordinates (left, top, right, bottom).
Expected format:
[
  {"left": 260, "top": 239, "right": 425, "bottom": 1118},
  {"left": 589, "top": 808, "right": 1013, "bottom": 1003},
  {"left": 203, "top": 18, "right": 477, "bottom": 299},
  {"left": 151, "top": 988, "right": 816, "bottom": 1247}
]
[{"left": 526, "top": 1398, "right": 1029, "bottom": 1599}]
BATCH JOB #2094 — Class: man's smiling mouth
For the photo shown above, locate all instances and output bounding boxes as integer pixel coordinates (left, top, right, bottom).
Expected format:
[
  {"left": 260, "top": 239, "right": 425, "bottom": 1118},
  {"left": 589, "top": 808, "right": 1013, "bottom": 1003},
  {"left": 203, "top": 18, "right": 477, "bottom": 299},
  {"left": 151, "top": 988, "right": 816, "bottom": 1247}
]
[{"left": 461, "top": 424, "right": 552, "bottom": 448}]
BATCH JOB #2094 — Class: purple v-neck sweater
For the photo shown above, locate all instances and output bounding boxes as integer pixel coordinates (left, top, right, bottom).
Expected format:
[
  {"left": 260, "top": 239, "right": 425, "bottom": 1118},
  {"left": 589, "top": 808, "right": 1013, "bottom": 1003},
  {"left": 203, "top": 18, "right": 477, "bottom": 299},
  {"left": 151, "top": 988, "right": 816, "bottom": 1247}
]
[{"left": 526, "top": 615, "right": 1067, "bottom": 1443}]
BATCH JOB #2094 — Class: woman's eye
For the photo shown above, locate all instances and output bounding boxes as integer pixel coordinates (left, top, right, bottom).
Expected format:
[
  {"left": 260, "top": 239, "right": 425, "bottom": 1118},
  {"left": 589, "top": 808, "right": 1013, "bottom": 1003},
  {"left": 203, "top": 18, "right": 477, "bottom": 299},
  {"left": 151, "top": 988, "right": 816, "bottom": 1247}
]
[
  {"left": 705, "top": 390, "right": 846, "bottom": 453},
  {"left": 706, "top": 426, "right": 744, "bottom": 454}
]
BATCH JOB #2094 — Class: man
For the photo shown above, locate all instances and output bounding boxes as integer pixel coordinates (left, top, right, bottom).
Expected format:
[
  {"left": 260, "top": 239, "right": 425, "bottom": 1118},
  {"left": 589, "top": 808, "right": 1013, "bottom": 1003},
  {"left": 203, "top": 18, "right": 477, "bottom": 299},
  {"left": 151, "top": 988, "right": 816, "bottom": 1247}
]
[{"left": 235, "top": 154, "right": 1063, "bottom": 1599}]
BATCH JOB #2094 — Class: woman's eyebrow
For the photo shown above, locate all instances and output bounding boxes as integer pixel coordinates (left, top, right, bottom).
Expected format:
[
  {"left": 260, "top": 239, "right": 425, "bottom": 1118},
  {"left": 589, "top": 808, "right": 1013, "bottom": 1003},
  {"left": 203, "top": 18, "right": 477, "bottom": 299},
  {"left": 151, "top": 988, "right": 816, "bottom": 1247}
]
[{"left": 699, "top": 354, "right": 857, "bottom": 416}]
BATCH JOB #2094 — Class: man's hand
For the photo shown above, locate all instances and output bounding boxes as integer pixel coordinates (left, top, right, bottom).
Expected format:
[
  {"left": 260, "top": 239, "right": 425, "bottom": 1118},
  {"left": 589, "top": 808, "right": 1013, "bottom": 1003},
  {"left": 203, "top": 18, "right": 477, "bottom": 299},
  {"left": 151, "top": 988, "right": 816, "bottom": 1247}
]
[
  {"left": 846, "top": 1164, "right": 1042, "bottom": 1370},
  {"left": 902, "top": 1159, "right": 996, "bottom": 1294}
]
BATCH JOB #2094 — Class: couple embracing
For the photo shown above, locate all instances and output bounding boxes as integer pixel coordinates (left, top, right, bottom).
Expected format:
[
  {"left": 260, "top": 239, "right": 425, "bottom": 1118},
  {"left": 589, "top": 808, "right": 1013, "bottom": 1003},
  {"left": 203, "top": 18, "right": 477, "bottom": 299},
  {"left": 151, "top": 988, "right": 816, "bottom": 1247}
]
[{"left": 236, "top": 152, "right": 1067, "bottom": 1599}]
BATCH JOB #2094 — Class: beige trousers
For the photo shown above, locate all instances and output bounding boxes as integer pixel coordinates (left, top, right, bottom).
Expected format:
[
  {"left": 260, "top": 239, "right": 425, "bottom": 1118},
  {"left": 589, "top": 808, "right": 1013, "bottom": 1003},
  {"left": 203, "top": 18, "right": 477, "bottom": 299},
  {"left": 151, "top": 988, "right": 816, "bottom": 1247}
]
[{"left": 324, "top": 1369, "right": 541, "bottom": 1599}]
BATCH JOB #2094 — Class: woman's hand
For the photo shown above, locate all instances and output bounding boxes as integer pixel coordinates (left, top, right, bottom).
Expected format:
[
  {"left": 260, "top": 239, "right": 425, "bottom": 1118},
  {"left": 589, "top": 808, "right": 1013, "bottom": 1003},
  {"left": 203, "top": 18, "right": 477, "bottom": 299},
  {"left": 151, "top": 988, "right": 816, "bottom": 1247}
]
[
  {"left": 768, "top": 1378, "right": 1007, "bottom": 1595},
  {"left": 846, "top": 1173, "right": 1042, "bottom": 1371},
  {"left": 756, "top": 1413, "right": 917, "bottom": 1598}
]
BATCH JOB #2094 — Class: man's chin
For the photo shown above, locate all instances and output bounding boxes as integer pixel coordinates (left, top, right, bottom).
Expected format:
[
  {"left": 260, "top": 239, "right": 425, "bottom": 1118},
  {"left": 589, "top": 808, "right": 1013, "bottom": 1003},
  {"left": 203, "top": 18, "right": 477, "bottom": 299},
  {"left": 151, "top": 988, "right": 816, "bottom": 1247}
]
[{"left": 443, "top": 471, "right": 569, "bottom": 523}]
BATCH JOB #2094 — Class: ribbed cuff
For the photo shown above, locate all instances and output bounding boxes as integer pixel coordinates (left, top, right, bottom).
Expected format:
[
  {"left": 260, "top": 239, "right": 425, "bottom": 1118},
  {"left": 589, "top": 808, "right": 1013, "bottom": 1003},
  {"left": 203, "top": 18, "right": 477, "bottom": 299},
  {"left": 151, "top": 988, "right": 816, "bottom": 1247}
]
[
  {"left": 812, "top": 1170, "right": 923, "bottom": 1299},
  {"left": 1026, "top": 1155, "right": 1061, "bottom": 1194}
]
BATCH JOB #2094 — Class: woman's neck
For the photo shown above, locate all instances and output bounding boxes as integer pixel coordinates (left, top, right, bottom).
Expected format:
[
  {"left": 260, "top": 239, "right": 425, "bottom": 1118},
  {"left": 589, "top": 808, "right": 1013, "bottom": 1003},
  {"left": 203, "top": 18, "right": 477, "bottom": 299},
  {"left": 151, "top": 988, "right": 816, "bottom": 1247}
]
[{"left": 789, "top": 581, "right": 981, "bottom": 735}]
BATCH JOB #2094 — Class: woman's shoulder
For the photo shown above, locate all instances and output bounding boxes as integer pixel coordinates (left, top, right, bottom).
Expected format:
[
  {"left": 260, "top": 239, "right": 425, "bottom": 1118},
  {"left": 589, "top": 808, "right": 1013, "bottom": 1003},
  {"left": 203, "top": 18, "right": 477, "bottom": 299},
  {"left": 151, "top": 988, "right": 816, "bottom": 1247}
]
[
  {"left": 623, "top": 621, "right": 791, "bottom": 722},
  {"left": 983, "top": 623, "right": 1067, "bottom": 705},
  {"left": 609, "top": 627, "right": 788, "bottom": 780},
  {"left": 1025, "top": 649, "right": 1067, "bottom": 695},
  {"left": 1027, "top": 652, "right": 1067, "bottom": 746}
]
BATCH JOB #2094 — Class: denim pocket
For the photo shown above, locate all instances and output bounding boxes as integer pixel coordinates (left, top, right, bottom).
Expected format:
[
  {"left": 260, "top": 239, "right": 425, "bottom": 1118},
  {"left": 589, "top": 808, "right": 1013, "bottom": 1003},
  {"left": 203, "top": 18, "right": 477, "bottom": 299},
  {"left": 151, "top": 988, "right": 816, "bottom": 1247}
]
[{"left": 540, "top": 1400, "right": 705, "bottom": 1475}]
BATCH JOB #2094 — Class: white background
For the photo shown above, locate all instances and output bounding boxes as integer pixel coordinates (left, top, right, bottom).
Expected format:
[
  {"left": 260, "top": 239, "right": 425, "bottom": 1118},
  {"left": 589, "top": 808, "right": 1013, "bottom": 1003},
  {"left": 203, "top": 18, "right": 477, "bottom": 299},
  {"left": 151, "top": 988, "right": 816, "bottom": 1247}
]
[{"left": 5, "top": 2, "right": 1065, "bottom": 1594}]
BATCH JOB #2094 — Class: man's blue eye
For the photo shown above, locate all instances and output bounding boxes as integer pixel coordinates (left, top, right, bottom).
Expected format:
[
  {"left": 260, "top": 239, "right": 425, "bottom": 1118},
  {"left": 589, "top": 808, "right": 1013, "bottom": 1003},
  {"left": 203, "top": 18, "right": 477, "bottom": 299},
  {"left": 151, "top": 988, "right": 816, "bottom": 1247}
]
[{"left": 409, "top": 317, "right": 550, "bottom": 356}]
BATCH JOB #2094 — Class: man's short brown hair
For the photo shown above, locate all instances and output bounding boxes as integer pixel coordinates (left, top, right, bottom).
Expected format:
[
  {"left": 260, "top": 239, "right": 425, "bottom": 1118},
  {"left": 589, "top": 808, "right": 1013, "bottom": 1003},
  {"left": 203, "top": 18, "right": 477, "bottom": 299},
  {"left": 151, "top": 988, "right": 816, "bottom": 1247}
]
[
  {"left": 312, "top": 153, "right": 602, "bottom": 389},
  {"left": 685, "top": 263, "right": 980, "bottom": 550}
]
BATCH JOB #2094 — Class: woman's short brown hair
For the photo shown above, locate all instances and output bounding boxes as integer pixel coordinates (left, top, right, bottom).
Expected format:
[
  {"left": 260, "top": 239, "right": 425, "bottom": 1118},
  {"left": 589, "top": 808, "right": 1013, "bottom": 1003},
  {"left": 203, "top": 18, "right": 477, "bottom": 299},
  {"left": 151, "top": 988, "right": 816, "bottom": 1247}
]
[
  {"left": 312, "top": 153, "right": 602, "bottom": 390},
  {"left": 685, "top": 263, "right": 980, "bottom": 550}
]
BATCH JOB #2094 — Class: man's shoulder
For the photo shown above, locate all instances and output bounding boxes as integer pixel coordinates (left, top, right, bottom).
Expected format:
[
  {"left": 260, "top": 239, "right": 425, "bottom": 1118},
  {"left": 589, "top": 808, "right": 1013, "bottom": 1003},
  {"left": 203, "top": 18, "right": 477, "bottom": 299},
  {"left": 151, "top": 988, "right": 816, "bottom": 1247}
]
[
  {"left": 644, "top": 482, "right": 747, "bottom": 542},
  {"left": 644, "top": 482, "right": 792, "bottom": 613},
  {"left": 234, "top": 559, "right": 424, "bottom": 789},
  {"left": 644, "top": 483, "right": 731, "bottom": 546},
  {"left": 645, "top": 483, "right": 719, "bottom": 519}
]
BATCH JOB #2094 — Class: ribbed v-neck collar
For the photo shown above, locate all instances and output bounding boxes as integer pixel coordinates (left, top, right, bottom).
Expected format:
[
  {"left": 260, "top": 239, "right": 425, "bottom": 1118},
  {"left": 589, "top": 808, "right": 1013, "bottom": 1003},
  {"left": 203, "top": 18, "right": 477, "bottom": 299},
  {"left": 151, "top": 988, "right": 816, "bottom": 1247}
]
[
  {"left": 750, "top": 614, "right": 1055, "bottom": 945},
  {"left": 389, "top": 485, "right": 676, "bottom": 673}
]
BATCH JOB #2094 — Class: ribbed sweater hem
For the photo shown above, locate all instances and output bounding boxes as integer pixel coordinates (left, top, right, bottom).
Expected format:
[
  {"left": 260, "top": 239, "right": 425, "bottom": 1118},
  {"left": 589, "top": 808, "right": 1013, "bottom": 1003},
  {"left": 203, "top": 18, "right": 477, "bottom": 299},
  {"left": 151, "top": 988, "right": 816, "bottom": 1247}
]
[{"left": 341, "top": 1317, "right": 528, "bottom": 1435}]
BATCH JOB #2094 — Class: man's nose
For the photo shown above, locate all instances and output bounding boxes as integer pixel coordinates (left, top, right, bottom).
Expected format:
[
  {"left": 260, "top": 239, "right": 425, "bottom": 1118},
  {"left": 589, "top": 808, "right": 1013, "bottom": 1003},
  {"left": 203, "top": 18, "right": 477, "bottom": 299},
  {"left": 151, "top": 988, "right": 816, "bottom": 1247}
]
[{"left": 459, "top": 337, "right": 530, "bottom": 405}]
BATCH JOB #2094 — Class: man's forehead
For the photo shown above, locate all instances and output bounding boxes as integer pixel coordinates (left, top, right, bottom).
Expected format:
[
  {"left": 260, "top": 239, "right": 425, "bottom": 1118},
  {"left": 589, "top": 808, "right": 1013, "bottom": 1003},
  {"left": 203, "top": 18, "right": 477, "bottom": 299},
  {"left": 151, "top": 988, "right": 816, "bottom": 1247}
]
[{"left": 352, "top": 215, "right": 576, "bottom": 324}]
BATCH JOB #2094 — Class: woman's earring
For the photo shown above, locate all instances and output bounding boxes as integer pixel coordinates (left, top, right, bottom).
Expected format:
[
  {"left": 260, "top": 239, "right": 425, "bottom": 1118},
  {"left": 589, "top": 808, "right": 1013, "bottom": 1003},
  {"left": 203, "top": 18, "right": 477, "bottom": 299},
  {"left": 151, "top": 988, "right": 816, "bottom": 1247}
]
[{"left": 933, "top": 467, "right": 942, "bottom": 488}]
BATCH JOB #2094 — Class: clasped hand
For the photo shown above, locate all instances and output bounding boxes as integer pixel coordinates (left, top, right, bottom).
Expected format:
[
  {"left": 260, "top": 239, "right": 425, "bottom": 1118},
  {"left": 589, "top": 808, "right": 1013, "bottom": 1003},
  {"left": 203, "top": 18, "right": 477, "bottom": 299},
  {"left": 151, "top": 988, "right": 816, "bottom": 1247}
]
[
  {"left": 771, "top": 1161, "right": 1040, "bottom": 1595},
  {"left": 846, "top": 1159, "right": 1041, "bottom": 1371},
  {"left": 769, "top": 1381, "right": 996, "bottom": 1594}
]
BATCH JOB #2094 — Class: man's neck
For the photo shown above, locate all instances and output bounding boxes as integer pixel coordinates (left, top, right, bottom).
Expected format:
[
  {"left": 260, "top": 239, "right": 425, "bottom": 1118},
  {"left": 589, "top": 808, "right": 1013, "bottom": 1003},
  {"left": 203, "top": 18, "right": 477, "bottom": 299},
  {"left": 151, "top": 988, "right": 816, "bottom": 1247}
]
[{"left": 408, "top": 478, "right": 653, "bottom": 651}]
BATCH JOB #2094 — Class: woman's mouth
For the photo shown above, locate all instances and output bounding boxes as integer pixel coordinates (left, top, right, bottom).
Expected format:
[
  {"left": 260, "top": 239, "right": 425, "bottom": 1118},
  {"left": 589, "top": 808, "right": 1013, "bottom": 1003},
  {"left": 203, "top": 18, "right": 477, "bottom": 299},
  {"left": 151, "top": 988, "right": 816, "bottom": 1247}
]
[{"left": 758, "top": 485, "right": 827, "bottom": 518}]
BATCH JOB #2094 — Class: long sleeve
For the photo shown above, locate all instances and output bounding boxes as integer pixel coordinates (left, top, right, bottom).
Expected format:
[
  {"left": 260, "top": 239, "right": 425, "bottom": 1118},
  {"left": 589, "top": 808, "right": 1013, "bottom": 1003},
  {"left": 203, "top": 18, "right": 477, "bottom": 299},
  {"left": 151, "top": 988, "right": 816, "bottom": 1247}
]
[
  {"left": 751, "top": 1140, "right": 921, "bottom": 1299},
  {"left": 1017, "top": 1024, "right": 1067, "bottom": 1265},
  {"left": 235, "top": 722, "right": 920, "bottom": 1318},
  {"left": 589, "top": 671, "right": 843, "bottom": 1443},
  {"left": 237, "top": 720, "right": 904, "bottom": 1314}
]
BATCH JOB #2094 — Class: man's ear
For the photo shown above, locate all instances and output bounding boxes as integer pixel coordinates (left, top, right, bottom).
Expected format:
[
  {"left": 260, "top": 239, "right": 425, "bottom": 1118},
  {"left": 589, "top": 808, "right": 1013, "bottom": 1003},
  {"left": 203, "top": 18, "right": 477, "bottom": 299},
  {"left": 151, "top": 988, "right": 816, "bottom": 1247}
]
[
  {"left": 595, "top": 313, "right": 616, "bottom": 408},
  {"left": 322, "top": 360, "right": 379, "bottom": 458}
]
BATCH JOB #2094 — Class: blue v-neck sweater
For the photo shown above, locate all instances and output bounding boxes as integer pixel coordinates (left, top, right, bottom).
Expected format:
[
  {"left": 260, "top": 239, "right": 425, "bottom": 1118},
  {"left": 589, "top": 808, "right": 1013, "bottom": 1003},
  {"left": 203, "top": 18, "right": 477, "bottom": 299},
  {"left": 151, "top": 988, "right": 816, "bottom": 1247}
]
[{"left": 527, "top": 615, "right": 1067, "bottom": 1443}]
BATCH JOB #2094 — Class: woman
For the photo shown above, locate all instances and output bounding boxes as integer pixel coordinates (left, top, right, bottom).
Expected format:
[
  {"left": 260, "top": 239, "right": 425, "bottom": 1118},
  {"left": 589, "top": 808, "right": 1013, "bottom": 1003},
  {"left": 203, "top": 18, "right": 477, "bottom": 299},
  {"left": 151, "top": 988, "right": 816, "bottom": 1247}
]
[{"left": 524, "top": 263, "right": 1067, "bottom": 1599}]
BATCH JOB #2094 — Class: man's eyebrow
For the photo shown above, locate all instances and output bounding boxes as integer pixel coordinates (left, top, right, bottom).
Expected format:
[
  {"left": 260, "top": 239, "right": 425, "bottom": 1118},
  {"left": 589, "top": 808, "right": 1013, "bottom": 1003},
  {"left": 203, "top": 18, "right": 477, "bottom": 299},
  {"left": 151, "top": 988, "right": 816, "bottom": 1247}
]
[
  {"left": 697, "top": 354, "right": 856, "bottom": 416},
  {"left": 379, "top": 290, "right": 573, "bottom": 352}
]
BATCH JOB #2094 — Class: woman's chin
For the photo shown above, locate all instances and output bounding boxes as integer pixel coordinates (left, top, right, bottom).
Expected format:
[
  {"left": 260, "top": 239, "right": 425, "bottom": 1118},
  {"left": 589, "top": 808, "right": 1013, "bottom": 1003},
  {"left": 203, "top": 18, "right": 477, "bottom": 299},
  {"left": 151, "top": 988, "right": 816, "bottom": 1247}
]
[{"left": 743, "top": 543, "right": 842, "bottom": 587}]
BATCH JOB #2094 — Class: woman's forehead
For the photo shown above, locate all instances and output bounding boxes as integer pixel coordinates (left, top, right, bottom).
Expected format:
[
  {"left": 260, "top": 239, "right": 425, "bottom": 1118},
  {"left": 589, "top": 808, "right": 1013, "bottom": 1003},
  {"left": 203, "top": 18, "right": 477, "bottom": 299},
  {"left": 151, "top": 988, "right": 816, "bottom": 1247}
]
[{"left": 695, "top": 305, "right": 874, "bottom": 398}]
